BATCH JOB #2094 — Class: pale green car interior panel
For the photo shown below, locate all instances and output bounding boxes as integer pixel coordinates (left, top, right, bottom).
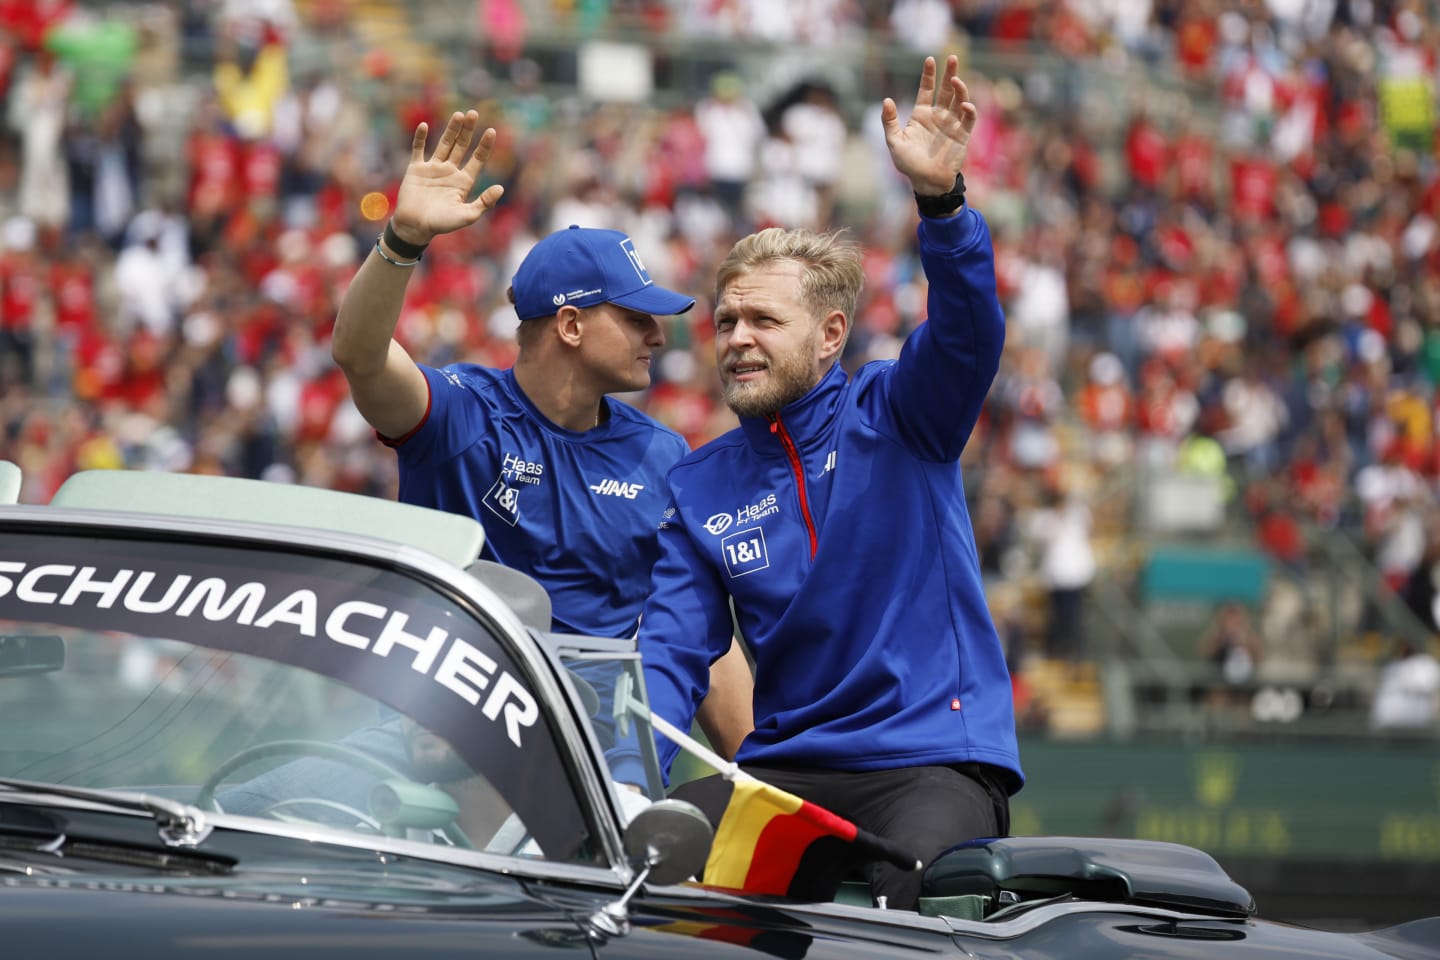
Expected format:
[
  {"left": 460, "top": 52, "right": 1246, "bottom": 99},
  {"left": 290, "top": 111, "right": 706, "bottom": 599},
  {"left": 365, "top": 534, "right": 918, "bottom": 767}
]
[{"left": 48, "top": 468, "right": 486, "bottom": 570}]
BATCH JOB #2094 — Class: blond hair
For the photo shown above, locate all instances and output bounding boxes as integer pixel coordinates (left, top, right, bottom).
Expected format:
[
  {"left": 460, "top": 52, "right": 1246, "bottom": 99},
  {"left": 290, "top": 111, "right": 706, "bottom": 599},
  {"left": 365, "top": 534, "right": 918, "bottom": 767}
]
[{"left": 715, "top": 227, "right": 864, "bottom": 331}]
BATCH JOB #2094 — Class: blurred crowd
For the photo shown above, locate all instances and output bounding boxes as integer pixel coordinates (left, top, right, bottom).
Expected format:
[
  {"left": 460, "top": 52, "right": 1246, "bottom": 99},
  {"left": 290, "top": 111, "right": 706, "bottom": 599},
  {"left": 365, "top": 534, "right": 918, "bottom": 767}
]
[{"left": 1, "top": 0, "right": 1439, "bottom": 723}]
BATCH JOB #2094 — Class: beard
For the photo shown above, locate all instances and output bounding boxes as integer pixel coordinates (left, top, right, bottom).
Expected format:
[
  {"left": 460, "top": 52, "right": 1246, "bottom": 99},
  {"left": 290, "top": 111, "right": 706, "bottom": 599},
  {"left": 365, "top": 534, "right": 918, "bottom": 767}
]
[{"left": 721, "top": 337, "right": 821, "bottom": 418}]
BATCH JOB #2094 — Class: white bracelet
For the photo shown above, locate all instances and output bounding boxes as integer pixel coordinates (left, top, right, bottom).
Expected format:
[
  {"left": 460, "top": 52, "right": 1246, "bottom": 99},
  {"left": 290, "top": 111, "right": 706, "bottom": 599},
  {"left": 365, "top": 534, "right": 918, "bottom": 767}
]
[{"left": 375, "top": 235, "right": 421, "bottom": 267}]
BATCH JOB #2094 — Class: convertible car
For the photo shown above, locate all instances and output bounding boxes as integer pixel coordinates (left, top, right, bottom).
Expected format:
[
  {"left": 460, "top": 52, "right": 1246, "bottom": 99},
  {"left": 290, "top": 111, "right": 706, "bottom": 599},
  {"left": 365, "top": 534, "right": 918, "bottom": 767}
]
[{"left": 1, "top": 463, "right": 1436, "bottom": 958}]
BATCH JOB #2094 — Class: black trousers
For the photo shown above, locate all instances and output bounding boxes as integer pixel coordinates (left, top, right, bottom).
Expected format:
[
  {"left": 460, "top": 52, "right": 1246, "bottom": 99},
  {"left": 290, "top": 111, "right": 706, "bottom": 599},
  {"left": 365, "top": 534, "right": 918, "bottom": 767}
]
[{"left": 671, "top": 762, "right": 1011, "bottom": 911}]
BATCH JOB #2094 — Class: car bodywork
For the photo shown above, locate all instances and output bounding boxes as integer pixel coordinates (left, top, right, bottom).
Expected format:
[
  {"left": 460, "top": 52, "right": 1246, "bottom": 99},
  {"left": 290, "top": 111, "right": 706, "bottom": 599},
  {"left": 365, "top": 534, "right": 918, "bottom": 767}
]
[{"left": 1, "top": 465, "right": 1437, "bottom": 959}]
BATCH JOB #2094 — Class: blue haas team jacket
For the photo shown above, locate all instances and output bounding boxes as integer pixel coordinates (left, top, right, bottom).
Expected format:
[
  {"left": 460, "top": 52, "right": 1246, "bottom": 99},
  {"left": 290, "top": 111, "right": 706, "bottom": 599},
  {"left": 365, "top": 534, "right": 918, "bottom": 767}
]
[{"left": 635, "top": 208, "right": 1024, "bottom": 791}]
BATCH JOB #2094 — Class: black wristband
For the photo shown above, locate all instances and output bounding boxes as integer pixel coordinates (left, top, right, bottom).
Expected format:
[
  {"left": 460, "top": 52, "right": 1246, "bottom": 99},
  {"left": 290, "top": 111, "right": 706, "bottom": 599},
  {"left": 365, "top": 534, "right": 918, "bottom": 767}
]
[
  {"left": 382, "top": 221, "right": 429, "bottom": 261},
  {"left": 914, "top": 172, "right": 966, "bottom": 218}
]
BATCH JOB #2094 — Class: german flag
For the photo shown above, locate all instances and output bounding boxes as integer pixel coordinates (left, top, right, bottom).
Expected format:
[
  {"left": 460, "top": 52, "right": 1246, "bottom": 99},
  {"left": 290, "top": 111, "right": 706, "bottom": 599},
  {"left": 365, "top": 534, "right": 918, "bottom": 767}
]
[{"left": 702, "top": 778, "right": 921, "bottom": 902}]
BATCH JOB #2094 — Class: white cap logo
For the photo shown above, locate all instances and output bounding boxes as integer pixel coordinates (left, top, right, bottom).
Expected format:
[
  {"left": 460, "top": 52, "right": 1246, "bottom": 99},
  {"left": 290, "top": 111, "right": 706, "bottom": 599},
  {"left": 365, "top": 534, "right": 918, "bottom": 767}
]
[
  {"left": 552, "top": 293, "right": 566, "bottom": 306},
  {"left": 620, "top": 238, "right": 652, "bottom": 286}
]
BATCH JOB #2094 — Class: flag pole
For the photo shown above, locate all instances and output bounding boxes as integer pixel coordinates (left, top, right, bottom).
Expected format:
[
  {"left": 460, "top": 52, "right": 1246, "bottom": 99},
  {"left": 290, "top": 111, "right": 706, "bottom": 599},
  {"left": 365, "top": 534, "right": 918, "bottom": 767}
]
[{"left": 628, "top": 693, "right": 752, "bottom": 782}]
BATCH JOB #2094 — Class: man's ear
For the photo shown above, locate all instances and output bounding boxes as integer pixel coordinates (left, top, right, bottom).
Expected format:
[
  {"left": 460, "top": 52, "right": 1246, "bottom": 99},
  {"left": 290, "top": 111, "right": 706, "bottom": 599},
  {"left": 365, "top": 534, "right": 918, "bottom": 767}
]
[
  {"left": 818, "top": 309, "right": 848, "bottom": 362},
  {"left": 555, "top": 305, "right": 584, "bottom": 347}
]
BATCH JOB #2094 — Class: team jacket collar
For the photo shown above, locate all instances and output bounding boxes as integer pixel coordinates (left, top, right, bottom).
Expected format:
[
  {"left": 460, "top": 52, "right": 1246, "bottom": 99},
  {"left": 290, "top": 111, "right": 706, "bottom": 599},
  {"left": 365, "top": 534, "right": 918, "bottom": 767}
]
[{"left": 737, "top": 361, "right": 848, "bottom": 453}]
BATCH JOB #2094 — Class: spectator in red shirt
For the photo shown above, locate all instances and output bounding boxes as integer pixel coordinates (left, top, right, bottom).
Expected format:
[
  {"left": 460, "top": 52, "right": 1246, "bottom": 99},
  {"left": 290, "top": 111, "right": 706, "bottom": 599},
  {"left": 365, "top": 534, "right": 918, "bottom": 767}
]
[
  {"left": 1124, "top": 111, "right": 1169, "bottom": 193},
  {"left": 0, "top": 216, "right": 42, "bottom": 390}
]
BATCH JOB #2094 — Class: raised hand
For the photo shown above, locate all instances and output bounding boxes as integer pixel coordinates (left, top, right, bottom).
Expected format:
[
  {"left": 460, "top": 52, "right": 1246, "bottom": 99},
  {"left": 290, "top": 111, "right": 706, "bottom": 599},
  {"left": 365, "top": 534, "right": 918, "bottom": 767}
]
[
  {"left": 879, "top": 55, "right": 977, "bottom": 196},
  {"left": 389, "top": 110, "right": 506, "bottom": 246}
]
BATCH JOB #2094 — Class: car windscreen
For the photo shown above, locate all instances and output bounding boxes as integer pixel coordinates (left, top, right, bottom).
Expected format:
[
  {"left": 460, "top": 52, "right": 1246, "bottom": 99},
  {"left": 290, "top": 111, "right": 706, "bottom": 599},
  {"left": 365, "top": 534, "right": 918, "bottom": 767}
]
[{"left": 0, "top": 529, "right": 600, "bottom": 865}]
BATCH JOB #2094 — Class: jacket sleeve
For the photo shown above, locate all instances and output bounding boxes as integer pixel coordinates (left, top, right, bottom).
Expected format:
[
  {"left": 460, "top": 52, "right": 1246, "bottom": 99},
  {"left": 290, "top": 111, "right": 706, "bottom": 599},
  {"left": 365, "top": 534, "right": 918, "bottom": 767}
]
[
  {"left": 860, "top": 207, "right": 1006, "bottom": 462},
  {"left": 618, "top": 497, "right": 736, "bottom": 786}
]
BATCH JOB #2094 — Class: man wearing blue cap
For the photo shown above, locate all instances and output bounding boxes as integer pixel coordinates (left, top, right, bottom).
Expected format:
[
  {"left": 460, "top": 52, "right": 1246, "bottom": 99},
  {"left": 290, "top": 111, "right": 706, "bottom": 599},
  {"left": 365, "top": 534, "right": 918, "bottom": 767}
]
[{"left": 331, "top": 112, "right": 753, "bottom": 759}]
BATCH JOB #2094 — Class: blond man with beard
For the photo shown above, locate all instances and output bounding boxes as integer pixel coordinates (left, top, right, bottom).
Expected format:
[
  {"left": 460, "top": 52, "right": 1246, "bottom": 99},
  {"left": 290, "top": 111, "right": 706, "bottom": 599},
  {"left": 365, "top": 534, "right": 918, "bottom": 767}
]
[{"left": 614, "top": 55, "right": 1023, "bottom": 911}]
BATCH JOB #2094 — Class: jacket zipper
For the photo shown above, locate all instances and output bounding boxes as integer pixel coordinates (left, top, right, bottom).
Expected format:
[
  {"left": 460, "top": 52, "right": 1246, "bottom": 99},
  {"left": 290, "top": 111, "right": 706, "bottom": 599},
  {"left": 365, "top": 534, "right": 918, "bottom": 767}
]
[{"left": 769, "top": 413, "right": 818, "bottom": 559}]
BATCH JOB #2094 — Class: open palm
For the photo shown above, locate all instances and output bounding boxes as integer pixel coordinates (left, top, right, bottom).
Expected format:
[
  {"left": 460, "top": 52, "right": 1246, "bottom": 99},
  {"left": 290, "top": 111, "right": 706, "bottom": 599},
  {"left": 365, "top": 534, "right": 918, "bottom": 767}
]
[
  {"left": 880, "top": 55, "right": 977, "bottom": 196},
  {"left": 390, "top": 110, "right": 506, "bottom": 246}
]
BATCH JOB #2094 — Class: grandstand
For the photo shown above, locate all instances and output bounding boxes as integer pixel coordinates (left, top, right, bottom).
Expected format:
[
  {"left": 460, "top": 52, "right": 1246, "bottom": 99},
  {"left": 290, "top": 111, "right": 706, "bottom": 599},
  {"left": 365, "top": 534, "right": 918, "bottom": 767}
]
[{"left": 2, "top": 0, "right": 1438, "bottom": 928}]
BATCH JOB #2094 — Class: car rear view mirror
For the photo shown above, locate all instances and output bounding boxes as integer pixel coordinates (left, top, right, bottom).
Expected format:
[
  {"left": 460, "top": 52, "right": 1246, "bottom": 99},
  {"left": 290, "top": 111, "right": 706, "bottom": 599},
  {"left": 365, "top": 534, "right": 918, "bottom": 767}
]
[
  {"left": 0, "top": 635, "right": 65, "bottom": 677},
  {"left": 624, "top": 798, "right": 713, "bottom": 886},
  {"left": 588, "top": 799, "right": 715, "bottom": 938}
]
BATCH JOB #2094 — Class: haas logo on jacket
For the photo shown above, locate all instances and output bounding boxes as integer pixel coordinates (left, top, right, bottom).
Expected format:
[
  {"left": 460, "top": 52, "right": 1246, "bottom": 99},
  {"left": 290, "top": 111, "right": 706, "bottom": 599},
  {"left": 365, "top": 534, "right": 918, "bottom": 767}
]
[
  {"left": 590, "top": 479, "right": 644, "bottom": 499},
  {"left": 703, "top": 513, "right": 733, "bottom": 535},
  {"left": 737, "top": 493, "right": 778, "bottom": 526},
  {"left": 502, "top": 452, "right": 544, "bottom": 486},
  {"left": 703, "top": 492, "right": 778, "bottom": 536}
]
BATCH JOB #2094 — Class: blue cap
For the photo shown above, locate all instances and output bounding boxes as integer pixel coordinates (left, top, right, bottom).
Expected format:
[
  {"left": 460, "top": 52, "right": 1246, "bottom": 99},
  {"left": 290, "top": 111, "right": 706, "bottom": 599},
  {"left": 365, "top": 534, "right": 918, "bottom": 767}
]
[{"left": 511, "top": 225, "right": 695, "bottom": 322}]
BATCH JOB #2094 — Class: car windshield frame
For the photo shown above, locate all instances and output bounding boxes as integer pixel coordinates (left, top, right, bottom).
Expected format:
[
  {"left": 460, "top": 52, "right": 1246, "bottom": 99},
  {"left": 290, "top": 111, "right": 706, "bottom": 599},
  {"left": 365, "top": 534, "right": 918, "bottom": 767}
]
[{"left": 0, "top": 504, "right": 636, "bottom": 880}]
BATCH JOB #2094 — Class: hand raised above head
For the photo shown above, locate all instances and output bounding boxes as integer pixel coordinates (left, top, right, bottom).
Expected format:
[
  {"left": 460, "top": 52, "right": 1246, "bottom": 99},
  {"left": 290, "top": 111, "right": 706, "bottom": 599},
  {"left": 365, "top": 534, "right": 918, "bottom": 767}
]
[
  {"left": 390, "top": 110, "right": 507, "bottom": 247},
  {"left": 879, "top": 55, "right": 977, "bottom": 197}
]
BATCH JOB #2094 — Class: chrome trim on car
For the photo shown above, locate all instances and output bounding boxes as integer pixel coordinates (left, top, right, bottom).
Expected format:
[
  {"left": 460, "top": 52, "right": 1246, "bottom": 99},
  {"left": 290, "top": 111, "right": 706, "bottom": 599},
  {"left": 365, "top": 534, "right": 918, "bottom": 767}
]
[
  {"left": 795, "top": 894, "right": 1244, "bottom": 936},
  {"left": 0, "top": 780, "right": 214, "bottom": 848},
  {"left": 644, "top": 881, "right": 1249, "bottom": 938},
  {"left": 939, "top": 899, "right": 1251, "bottom": 938}
]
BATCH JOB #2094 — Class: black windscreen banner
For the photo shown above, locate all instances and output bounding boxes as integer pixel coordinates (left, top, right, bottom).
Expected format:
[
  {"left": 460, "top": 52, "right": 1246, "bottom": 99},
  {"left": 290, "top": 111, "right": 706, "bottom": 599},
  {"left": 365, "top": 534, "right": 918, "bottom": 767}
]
[{"left": 0, "top": 533, "right": 590, "bottom": 859}]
